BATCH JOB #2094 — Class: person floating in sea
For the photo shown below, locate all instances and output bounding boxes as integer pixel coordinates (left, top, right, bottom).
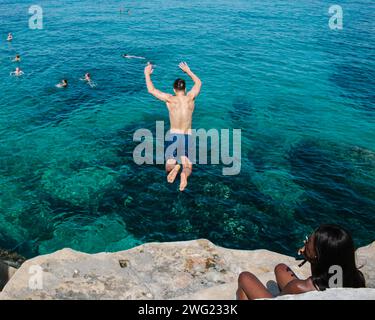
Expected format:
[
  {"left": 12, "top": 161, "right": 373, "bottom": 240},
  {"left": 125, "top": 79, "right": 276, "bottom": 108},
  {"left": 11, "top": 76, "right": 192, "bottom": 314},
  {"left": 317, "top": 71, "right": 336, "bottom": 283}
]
[
  {"left": 12, "top": 54, "right": 21, "bottom": 62},
  {"left": 10, "top": 67, "right": 24, "bottom": 77},
  {"left": 144, "top": 62, "right": 202, "bottom": 191},
  {"left": 236, "top": 224, "right": 366, "bottom": 300},
  {"left": 122, "top": 53, "right": 146, "bottom": 60},
  {"left": 82, "top": 73, "right": 91, "bottom": 82},
  {"left": 80, "top": 73, "right": 96, "bottom": 87},
  {"left": 56, "top": 79, "right": 68, "bottom": 88},
  {"left": 7, "top": 33, "right": 13, "bottom": 41}
]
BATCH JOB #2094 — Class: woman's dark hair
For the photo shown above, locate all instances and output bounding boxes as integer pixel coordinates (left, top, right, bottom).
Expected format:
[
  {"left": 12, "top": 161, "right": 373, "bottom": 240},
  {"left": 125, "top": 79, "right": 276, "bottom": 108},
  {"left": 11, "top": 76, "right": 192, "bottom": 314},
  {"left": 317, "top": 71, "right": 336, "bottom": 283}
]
[
  {"left": 311, "top": 224, "right": 365, "bottom": 290},
  {"left": 173, "top": 78, "right": 186, "bottom": 91}
]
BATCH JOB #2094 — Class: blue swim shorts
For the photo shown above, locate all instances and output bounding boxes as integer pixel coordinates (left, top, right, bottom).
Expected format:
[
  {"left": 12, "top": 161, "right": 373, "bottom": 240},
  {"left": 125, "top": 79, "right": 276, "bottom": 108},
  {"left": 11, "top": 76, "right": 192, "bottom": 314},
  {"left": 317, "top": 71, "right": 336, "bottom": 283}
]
[{"left": 165, "top": 133, "right": 195, "bottom": 162}]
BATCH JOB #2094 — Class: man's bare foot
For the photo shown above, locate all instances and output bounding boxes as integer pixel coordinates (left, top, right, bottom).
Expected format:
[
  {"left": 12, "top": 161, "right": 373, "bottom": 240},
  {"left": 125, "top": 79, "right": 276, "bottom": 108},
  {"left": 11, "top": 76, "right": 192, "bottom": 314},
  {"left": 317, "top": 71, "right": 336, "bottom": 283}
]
[
  {"left": 179, "top": 172, "right": 188, "bottom": 191},
  {"left": 167, "top": 164, "right": 181, "bottom": 183}
]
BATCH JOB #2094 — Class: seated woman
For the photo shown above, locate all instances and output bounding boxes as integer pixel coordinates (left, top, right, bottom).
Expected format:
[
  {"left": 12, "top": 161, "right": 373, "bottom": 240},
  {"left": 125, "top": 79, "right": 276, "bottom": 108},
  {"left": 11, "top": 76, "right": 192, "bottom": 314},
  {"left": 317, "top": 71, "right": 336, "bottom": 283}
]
[{"left": 237, "top": 224, "right": 366, "bottom": 300}]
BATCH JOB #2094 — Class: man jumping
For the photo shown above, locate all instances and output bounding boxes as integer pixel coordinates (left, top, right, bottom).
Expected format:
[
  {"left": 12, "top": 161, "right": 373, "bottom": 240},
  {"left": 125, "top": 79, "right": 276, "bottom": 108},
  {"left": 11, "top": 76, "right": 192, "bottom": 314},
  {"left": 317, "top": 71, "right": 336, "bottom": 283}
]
[{"left": 144, "top": 62, "right": 202, "bottom": 191}]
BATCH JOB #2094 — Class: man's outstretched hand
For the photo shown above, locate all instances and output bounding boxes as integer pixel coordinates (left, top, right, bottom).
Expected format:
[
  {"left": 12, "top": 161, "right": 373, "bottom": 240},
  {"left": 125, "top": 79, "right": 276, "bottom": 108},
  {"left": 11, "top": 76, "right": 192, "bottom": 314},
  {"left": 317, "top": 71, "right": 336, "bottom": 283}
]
[
  {"left": 179, "top": 62, "right": 191, "bottom": 74},
  {"left": 179, "top": 61, "right": 201, "bottom": 98},
  {"left": 144, "top": 63, "right": 154, "bottom": 76}
]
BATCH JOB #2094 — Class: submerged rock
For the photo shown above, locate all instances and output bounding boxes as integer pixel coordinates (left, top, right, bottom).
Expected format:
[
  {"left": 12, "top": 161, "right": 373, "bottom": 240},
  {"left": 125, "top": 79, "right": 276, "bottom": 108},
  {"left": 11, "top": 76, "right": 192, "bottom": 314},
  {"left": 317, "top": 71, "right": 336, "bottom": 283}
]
[
  {"left": 38, "top": 215, "right": 141, "bottom": 255},
  {"left": 41, "top": 166, "right": 121, "bottom": 207},
  {"left": 0, "top": 239, "right": 374, "bottom": 300},
  {"left": 252, "top": 169, "right": 306, "bottom": 218},
  {"left": 288, "top": 139, "right": 375, "bottom": 246}
]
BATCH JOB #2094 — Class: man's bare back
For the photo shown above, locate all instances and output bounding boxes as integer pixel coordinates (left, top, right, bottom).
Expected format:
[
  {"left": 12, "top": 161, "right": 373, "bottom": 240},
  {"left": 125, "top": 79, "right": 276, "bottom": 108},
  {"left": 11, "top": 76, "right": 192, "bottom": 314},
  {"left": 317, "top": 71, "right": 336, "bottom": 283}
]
[
  {"left": 144, "top": 62, "right": 202, "bottom": 191},
  {"left": 166, "top": 95, "right": 194, "bottom": 134}
]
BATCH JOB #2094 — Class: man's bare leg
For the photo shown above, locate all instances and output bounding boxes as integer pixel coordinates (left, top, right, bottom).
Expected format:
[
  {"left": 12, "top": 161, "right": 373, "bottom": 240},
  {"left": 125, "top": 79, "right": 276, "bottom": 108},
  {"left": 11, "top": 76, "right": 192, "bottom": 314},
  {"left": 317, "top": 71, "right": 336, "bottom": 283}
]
[
  {"left": 179, "top": 156, "right": 192, "bottom": 191},
  {"left": 166, "top": 159, "right": 180, "bottom": 183}
]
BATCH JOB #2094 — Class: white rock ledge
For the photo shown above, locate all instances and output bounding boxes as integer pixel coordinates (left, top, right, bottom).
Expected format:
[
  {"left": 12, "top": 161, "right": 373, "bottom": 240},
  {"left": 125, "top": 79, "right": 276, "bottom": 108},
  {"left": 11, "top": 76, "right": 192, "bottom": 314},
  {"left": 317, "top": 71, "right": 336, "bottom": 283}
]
[
  {"left": 0, "top": 239, "right": 374, "bottom": 300},
  {"left": 268, "top": 288, "right": 375, "bottom": 300}
]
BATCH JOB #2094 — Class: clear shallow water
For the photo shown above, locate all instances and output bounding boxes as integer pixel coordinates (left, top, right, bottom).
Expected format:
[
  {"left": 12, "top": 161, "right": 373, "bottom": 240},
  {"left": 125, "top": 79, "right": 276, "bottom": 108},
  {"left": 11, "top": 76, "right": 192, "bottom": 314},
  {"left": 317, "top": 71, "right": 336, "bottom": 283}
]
[{"left": 0, "top": 0, "right": 374, "bottom": 258}]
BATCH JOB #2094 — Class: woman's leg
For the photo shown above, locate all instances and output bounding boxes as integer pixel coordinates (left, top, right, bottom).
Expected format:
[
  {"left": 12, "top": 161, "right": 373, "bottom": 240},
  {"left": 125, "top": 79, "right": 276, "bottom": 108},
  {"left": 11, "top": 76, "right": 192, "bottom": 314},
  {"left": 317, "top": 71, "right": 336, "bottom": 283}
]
[
  {"left": 237, "top": 272, "right": 273, "bottom": 300},
  {"left": 274, "top": 263, "right": 299, "bottom": 291}
]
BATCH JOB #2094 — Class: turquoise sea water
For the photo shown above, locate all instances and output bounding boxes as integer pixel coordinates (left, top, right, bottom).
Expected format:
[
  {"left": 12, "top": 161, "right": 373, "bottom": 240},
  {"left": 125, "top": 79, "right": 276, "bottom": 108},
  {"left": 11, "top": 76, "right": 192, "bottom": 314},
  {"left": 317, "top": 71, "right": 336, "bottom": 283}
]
[{"left": 0, "top": 0, "right": 374, "bottom": 258}]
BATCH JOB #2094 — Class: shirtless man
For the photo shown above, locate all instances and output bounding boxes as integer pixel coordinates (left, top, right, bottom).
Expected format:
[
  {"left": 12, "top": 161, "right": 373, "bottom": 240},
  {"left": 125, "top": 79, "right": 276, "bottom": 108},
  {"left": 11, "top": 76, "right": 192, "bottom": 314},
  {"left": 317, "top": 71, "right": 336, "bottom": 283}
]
[
  {"left": 144, "top": 62, "right": 202, "bottom": 191},
  {"left": 10, "top": 67, "right": 24, "bottom": 77}
]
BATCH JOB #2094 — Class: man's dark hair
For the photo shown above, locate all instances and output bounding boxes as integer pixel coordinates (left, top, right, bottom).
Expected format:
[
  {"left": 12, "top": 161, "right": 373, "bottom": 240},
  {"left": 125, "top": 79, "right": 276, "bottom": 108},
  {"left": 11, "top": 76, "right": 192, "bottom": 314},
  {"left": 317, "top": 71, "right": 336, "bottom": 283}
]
[{"left": 173, "top": 78, "right": 186, "bottom": 91}]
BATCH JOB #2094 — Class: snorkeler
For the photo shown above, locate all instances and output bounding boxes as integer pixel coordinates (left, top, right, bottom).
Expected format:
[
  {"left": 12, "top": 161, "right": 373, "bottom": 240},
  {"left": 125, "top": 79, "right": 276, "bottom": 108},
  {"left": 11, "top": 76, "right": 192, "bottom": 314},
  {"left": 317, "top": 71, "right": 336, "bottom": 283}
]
[
  {"left": 12, "top": 55, "right": 21, "bottom": 62},
  {"left": 122, "top": 53, "right": 146, "bottom": 60},
  {"left": 56, "top": 79, "right": 68, "bottom": 88},
  {"left": 144, "top": 62, "right": 202, "bottom": 191},
  {"left": 7, "top": 33, "right": 13, "bottom": 41},
  {"left": 10, "top": 67, "right": 24, "bottom": 77}
]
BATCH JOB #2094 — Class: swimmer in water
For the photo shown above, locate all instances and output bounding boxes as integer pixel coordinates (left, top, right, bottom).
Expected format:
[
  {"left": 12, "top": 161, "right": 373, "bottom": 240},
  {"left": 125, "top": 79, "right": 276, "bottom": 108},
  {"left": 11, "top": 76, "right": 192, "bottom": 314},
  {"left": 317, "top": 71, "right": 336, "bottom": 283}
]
[
  {"left": 80, "top": 73, "right": 96, "bottom": 87},
  {"left": 10, "top": 67, "right": 24, "bottom": 77},
  {"left": 7, "top": 33, "right": 13, "bottom": 41},
  {"left": 80, "top": 73, "right": 91, "bottom": 82},
  {"left": 56, "top": 79, "right": 68, "bottom": 88},
  {"left": 12, "top": 54, "right": 21, "bottom": 62},
  {"left": 122, "top": 53, "right": 146, "bottom": 60}
]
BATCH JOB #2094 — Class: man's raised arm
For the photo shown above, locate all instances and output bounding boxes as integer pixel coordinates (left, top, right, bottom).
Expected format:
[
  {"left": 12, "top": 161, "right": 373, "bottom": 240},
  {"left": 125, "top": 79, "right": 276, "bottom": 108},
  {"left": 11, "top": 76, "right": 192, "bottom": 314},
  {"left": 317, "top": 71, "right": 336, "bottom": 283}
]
[
  {"left": 179, "top": 62, "right": 202, "bottom": 99},
  {"left": 144, "top": 63, "right": 172, "bottom": 102}
]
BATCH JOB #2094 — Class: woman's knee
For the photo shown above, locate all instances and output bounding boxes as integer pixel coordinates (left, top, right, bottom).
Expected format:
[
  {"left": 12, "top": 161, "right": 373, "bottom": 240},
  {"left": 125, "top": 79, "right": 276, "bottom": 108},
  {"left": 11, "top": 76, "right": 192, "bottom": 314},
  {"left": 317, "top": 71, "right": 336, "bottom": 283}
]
[
  {"left": 238, "top": 271, "right": 256, "bottom": 285},
  {"left": 274, "top": 263, "right": 288, "bottom": 274}
]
